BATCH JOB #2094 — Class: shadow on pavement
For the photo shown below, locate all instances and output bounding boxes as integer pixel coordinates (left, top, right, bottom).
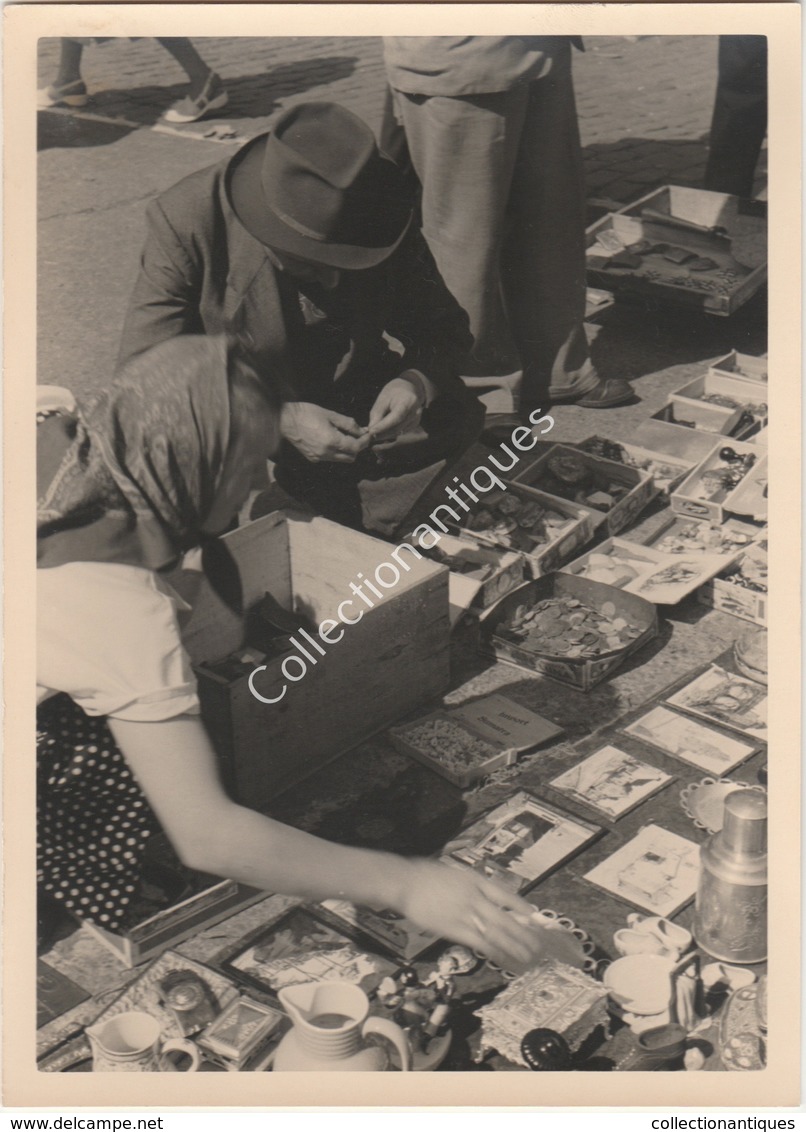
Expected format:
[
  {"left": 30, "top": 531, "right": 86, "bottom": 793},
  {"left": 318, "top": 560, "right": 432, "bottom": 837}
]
[{"left": 37, "top": 111, "right": 135, "bottom": 151}]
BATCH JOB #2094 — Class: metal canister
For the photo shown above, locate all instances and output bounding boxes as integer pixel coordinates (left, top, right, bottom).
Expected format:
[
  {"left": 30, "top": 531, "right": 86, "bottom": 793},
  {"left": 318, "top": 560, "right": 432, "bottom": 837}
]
[{"left": 693, "top": 789, "right": 767, "bottom": 964}]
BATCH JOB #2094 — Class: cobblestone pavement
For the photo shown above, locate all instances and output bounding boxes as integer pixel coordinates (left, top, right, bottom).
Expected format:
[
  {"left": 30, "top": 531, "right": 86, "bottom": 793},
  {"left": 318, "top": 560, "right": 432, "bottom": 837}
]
[{"left": 36, "top": 34, "right": 767, "bottom": 405}]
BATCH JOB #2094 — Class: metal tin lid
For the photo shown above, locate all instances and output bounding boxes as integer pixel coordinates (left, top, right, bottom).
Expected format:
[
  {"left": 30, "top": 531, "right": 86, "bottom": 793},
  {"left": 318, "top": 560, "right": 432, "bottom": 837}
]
[{"left": 723, "top": 789, "right": 767, "bottom": 855}]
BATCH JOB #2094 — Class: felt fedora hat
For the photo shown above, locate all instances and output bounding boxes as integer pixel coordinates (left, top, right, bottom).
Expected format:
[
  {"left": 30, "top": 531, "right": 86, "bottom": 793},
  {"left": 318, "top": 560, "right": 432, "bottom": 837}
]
[{"left": 228, "top": 101, "right": 413, "bottom": 270}]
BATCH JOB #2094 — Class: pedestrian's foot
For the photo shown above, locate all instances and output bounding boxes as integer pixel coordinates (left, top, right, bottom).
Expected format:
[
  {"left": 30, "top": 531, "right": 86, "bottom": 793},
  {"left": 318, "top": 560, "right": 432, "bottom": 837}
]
[
  {"left": 38, "top": 79, "right": 89, "bottom": 108},
  {"left": 163, "top": 71, "right": 228, "bottom": 123},
  {"left": 550, "top": 377, "right": 635, "bottom": 409}
]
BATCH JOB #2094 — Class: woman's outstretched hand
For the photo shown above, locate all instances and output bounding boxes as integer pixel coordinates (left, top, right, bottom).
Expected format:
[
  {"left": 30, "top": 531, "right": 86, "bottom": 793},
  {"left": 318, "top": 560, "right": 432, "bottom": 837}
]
[{"left": 398, "top": 859, "right": 587, "bottom": 974}]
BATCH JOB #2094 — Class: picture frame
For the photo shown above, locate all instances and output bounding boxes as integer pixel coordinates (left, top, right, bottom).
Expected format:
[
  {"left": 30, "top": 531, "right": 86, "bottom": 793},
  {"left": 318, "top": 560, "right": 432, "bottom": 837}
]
[
  {"left": 582, "top": 823, "right": 701, "bottom": 917},
  {"left": 622, "top": 705, "right": 760, "bottom": 774},
  {"left": 440, "top": 790, "right": 601, "bottom": 894},
  {"left": 217, "top": 905, "right": 399, "bottom": 1001},
  {"left": 548, "top": 744, "right": 674, "bottom": 820},
  {"left": 665, "top": 665, "right": 768, "bottom": 741},
  {"left": 316, "top": 899, "right": 442, "bottom": 964}
]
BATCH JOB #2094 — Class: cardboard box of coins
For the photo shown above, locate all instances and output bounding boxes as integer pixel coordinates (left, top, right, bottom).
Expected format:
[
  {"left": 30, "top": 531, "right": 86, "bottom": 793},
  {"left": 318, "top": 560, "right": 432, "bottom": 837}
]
[
  {"left": 584, "top": 185, "right": 767, "bottom": 317},
  {"left": 408, "top": 531, "right": 526, "bottom": 618},
  {"left": 513, "top": 444, "right": 655, "bottom": 536},
  {"left": 481, "top": 573, "right": 658, "bottom": 691},
  {"left": 639, "top": 514, "right": 762, "bottom": 562},
  {"left": 671, "top": 440, "right": 766, "bottom": 525},
  {"left": 560, "top": 536, "right": 726, "bottom": 605},
  {"left": 450, "top": 482, "right": 596, "bottom": 579},
  {"left": 697, "top": 539, "right": 768, "bottom": 626},
  {"left": 669, "top": 371, "right": 767, "bottom": 430},
  {"left": 708, "top": 350, "right": 768, "bottom": 384},
  {"left": 579, "top": 435, "right": 692, "bottom": 495},
  {"left": 388, "top": 692, "right": 563, "bottom": 788}
]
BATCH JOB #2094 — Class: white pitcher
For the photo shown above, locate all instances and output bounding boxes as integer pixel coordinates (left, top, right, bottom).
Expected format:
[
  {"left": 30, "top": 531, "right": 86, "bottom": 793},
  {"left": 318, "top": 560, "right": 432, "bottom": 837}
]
[{"left": 273, "top": 981, "right": 411, "bottom": 1072}]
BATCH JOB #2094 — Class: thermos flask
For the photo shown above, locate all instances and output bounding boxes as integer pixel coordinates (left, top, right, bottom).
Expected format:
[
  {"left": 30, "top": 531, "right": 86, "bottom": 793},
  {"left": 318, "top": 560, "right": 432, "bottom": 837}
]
[{"left": 694, "top": 789, "right": 767, "bottom": 964}]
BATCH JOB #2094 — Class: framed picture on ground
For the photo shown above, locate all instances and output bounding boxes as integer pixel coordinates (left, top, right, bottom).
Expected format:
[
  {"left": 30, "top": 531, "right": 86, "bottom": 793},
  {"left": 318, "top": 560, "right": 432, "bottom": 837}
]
[
  {"left": 217, "top": 905, "right": 398, "bottom": 1000},
  {"left": 665, "top": 665, "right": 768, "bottom": 741},
  {"left": 316, "top": 899, "right": 442, "bottom": 964},
  {"left": 440, "top": 790, "right": 601, "bottom": 894},
  {"left": 622, "top": 706, "right": 759, "bottom": 774},
  {"left": 549, "top": 744, "right": 674, "bottom": 820},
  {"left": 582, "top": 824, "right": 700, "bottom": 917}
]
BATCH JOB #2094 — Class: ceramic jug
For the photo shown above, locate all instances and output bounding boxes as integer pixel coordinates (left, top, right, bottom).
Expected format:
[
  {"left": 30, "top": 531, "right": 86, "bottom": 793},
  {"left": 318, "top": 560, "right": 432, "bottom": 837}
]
[
  {"left": 273, "top": 981, "right": 412, "bottom": 1071},
  {"left": 87, "top": 1011, "right": 201, "bottom": 1072}
]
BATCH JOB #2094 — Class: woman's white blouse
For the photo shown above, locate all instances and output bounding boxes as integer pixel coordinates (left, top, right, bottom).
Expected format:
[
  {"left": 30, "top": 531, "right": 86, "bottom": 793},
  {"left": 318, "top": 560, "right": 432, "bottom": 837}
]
[{"left": 37, "top": 561, "right": 200, "bottom": 721}]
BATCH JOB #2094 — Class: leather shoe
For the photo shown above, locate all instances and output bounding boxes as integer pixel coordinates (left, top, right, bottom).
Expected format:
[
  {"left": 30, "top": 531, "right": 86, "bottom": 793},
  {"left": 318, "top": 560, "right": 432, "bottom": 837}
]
[{"left": 551, "top": 378, "right": 634, "bottom": 409}]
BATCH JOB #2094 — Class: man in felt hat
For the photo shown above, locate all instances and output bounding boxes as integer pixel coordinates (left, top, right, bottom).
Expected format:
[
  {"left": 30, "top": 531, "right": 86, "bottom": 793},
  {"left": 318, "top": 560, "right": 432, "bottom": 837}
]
[{"left": 117, "top": 101, "right": 481, "bottom": 535}]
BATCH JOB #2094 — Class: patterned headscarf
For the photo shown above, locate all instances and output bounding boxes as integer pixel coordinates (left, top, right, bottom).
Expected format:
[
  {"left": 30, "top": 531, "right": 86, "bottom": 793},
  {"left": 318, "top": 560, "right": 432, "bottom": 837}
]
[{"left": 37, "top": 336, "right": 247, "bottom": 571}]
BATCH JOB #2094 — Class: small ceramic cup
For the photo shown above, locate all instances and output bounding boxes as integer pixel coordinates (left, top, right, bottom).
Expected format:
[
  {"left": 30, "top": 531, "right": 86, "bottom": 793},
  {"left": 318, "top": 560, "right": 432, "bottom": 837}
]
[{"left": 603, "top": 954, "right": 676, "bottom": 1017}]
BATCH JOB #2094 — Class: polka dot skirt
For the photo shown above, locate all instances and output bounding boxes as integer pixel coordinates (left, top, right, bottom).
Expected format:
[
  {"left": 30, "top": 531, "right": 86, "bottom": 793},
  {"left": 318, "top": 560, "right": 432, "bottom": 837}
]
[{"left": 37, "top": 694, "right": 159, "bottom": 932}]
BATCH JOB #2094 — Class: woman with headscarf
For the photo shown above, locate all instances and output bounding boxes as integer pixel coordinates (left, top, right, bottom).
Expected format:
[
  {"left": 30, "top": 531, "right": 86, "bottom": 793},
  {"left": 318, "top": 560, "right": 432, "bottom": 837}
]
[{"left": 37, "top": 335, "right": 578, "bottom": 974}]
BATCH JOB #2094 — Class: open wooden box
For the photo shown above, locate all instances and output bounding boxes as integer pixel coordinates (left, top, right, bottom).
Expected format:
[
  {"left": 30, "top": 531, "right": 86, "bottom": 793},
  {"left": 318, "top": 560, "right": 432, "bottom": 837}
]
[
  {"left": 671, "top": 443, "right": 768, "bottom": 525},
  {"left": 669, "top": 371, "right": 768, "bottom": 427},
  {"left": 585, "top": 186, "right": 767, "bottom": 316},
  {"left": 183, "top": 512, "right": 451, "bottom": 807},
  {"left": 708, "top": 350, "right": 768, "bottom": 383}
]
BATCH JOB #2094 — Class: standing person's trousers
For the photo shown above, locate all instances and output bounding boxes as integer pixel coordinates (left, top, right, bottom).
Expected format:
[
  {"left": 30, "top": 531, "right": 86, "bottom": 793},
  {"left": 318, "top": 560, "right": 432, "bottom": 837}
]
[
  {"left": 704, "top": 36, "right": 768, "bottom": 200},
  {"left": 391, "top": 44, "right": 597, "bottom": 413}
]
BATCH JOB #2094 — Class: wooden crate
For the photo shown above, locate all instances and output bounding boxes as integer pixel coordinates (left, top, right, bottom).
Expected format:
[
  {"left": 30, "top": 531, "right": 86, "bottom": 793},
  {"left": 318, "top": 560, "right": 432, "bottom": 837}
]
[
  {"left": 585, "top": 186, "right": 767, "bottom": 316},
  {"left": 184, "top": 512, "right": 451, "bottom": 806}
]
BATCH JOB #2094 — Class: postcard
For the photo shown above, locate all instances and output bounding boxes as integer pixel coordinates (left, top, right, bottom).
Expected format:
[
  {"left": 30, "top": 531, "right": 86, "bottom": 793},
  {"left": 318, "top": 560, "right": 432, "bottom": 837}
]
[
  {"left": 441, "top": 790, "right": 600, "bottom": 893},
  {"left": 583, "top": 824, "right": 700, "bottom": 916},
  {"left": 317, "top": 898, "right": 441, "bottom": 963},
  {"left": 549, "top": 744, "right": 674, "bottom": 819},
  {"left": 218, "top": 906, "right": 397, "bottom": 999},
  {"left": 666, "top": 665, "right": 768, "bottom": 740},
  {"left": 623, "top": 706, "right": 758, "bottom": 774}
]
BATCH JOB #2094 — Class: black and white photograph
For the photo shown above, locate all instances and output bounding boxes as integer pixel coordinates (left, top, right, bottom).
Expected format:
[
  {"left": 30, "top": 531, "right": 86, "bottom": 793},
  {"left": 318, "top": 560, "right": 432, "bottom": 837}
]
[{"left": 4, "top": 0, "right": 801, "bottom": 1112}]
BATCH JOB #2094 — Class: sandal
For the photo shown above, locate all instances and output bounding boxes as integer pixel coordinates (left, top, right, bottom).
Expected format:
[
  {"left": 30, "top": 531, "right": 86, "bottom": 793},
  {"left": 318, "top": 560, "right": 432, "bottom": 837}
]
[
  {"left": 550, "top": 377, "right": 635, "bottom": 409},
  {"left": 38, "top": 80, "right": 89, "bottom": 109},
  {"left": 163, "top": 71, "right": 228, "bottom": 124}
]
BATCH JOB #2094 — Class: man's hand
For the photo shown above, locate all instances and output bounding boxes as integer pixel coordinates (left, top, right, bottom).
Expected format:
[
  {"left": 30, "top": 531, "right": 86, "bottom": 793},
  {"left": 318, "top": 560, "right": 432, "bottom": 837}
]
[
  {"left": 367, "top": 375, "right": 426, "bottom": 444},
  {"left": 280, "top": 402, "right": 370, "bottom": 464}
]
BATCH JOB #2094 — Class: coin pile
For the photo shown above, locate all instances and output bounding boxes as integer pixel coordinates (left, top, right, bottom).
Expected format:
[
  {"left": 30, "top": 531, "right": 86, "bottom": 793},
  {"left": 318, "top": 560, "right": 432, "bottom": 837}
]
[
  {"left": 499, "top": 595, "right": 643, "bottom": 658},
  {"left": 467, "top": 490, "right": 572, "bottom": 552},
  {"left": 579, "top": 438, "right": 682, "bottom": 490},
  {"left": 654, "top": 521, "right": 754, "bottom": 556},
  {"left": 535, "top": 452, "right": 631, "bottom": 512},
  {"left": 400, "top": 717, "right": 499, "bottom": 773}
]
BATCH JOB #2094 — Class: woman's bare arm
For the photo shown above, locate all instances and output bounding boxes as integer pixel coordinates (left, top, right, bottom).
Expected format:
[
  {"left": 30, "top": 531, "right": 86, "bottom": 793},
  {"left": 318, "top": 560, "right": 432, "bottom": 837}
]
[{"left": 109, "top": 714, "right": 581, "bottom": 971}]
